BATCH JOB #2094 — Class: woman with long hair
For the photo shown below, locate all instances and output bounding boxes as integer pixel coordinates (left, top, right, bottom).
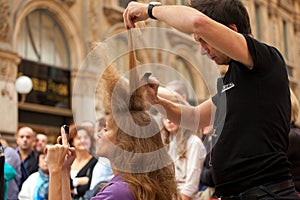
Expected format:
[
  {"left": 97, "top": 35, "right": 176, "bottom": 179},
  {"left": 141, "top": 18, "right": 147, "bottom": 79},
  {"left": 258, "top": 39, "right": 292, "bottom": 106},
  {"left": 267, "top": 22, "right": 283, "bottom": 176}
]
[
  {"left": 159, "top": 88, "right": 206, "bottom": 200},
  {"left": 45, "top": 64, "right": 179, "bottom": 200}
]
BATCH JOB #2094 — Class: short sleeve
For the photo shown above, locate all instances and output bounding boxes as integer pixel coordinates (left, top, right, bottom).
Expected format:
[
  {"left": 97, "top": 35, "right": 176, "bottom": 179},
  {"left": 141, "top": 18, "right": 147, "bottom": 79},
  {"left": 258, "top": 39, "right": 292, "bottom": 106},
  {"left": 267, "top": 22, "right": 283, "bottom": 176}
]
[{"left": 92, "top": 181, "right": 134, "bottom": 200}]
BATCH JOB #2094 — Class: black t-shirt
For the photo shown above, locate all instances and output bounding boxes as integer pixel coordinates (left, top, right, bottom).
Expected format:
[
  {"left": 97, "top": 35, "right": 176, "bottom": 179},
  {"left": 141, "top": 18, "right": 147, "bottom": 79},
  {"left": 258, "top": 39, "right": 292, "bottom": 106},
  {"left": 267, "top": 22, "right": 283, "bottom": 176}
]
[
  {"left": 211, "top": 34, "right": 291, "bottom": 196},
  {"left": 19, "top": 150, "right": 38, "bottom": 188}
]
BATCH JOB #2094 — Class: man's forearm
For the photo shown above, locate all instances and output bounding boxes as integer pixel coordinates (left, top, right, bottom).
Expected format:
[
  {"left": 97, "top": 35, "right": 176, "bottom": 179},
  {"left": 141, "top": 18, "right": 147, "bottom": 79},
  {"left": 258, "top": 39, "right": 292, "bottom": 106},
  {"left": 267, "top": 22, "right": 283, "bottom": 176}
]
[{"left": 153, "top": 96, "right": 200, "bottom": 131}]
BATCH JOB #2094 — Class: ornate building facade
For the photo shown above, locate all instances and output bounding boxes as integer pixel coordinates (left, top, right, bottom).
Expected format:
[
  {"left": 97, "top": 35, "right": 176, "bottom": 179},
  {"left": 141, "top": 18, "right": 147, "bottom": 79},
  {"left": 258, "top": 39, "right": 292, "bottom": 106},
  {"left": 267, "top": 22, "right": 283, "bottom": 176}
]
[{"left": 0, "top": 0, "right": 299, "bottom": 145}]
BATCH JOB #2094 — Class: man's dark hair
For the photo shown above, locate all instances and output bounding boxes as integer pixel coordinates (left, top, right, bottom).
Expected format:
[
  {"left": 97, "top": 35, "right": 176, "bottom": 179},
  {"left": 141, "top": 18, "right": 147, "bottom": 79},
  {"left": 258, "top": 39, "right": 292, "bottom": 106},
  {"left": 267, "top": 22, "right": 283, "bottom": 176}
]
[{"left": 189, "top": 0, "right": 252, "bottom": 34}]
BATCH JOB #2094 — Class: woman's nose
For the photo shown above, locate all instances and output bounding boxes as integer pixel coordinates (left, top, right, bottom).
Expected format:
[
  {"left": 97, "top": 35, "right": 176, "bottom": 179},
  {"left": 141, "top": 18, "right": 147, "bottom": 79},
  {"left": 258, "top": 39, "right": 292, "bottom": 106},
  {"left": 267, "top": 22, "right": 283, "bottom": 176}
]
[{"left": 200, "top": 46, "right": 208, "bottom": 55}]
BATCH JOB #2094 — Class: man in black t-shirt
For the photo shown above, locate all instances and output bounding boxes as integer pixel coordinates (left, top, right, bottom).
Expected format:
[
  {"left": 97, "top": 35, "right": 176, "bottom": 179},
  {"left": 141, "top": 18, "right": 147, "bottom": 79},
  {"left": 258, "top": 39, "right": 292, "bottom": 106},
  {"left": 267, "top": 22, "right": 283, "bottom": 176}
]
[{"left": 123, "top": 0, "right": 299, "bottom": 199}]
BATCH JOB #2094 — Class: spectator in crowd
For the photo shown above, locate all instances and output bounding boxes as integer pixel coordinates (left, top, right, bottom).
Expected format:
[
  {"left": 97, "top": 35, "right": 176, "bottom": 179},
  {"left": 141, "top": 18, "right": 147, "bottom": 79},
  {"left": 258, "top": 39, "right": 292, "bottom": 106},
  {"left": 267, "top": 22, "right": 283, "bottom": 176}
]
[
  {"left": 19, "top": 149, "right": 49, "bottom": 200},
  {"left": 160, "top": 87, "right": 206, "bottom": 200},
  {"left": 0, "top": 138, "right": 9, "bottom": 147},
  {"left": 1, "top": 140, "right": 18, "bottom": 200},
  {"left": 123, "top": 0, "right": 299, "bottom": 199},
  {"left": 68, "top": 124, "right": 98, "bottom": 199},
  {"left": 16, "top": 127, "right": 38, "bottom": 188},
  {"left": 288, "top": 89, "right": 300, "bottom": 192},
  {"left": 84, "top": 117, "right": 114, "bottom": 199},
  {"left": 0, "top": 137, "right": 22, "bottom": 200},
  {"left": 3, "top": 163, "right": 17, "bottom": 200},
  {"left": 198, "top": 125, "right": 217, "bottom": 200},
  {"left": 45, "top": 65, "right": 179, "bottom": 200},
  {"left": 34, "top": 133, "right": 48, "bottom": 154}
]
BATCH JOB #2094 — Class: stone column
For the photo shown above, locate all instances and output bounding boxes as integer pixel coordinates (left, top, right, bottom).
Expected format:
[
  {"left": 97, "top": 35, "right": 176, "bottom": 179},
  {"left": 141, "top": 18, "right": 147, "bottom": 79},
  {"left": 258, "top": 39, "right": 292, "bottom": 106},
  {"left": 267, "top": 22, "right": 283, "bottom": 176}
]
[
  {"left": 0, "top": 50, "right": 21, "bottom": 140},
  {"left": 0, "top": 0, "right": 9, "bottom": 44},
  {"left": 0, "top": 0, "right": 21, "bottom": 142},
  {"left": 268, "top": 0, "right": 280, "bottom": 48}
]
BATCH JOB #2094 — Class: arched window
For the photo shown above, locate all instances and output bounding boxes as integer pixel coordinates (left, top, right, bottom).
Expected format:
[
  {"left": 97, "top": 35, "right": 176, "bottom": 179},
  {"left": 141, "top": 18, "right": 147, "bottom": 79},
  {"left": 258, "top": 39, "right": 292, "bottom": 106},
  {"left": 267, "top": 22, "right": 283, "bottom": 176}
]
[
  {"left": 17, "top": 9, "right": 70, "bottom": 68},
  {"left": 16, "top": 9, "right": 71, "bottom": 109}
]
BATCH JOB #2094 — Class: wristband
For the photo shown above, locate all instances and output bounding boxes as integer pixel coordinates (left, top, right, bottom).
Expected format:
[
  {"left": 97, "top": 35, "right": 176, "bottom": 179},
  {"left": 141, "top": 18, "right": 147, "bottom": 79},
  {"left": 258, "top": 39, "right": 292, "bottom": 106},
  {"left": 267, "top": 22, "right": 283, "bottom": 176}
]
[{"left": 148, "top": 2, "right": 162, "bottom": 20}]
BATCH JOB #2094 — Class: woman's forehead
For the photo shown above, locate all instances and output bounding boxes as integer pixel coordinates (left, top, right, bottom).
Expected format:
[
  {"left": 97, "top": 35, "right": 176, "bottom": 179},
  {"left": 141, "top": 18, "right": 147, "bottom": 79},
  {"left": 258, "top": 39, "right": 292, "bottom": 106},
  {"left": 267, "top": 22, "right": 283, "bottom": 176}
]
[{"left": 77, "top": 129, "right": 89, "bottom": 136}]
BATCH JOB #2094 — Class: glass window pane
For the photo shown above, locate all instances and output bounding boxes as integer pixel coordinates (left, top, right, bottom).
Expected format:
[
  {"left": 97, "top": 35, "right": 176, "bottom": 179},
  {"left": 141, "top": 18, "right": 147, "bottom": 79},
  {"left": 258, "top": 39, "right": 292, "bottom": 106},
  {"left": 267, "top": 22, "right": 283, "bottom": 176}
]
[{"left": 17, "top": 10, "right": 70, "bottom": 69}]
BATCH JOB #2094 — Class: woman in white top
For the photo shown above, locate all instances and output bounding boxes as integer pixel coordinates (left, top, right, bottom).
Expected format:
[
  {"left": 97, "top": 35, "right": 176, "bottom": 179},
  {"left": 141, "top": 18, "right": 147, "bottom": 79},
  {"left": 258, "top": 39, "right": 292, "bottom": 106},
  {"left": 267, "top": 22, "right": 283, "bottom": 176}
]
[
  {"left": 160, "top": 88, "right": 206, "bottom": 200},
  {"left": 18, "top": 152, "right": 49, "bottom": 200}
]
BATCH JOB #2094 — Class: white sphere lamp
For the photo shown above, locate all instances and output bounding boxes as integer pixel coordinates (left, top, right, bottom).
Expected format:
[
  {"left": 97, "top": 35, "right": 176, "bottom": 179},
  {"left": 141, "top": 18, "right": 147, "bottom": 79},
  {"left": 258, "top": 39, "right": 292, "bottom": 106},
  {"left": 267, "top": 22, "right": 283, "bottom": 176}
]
[
  {"left": 15, "top": 76, "right": 33, "bottom": 94},
  {"left": 15, "top": 76, "right": 33, "bottom": 104}
]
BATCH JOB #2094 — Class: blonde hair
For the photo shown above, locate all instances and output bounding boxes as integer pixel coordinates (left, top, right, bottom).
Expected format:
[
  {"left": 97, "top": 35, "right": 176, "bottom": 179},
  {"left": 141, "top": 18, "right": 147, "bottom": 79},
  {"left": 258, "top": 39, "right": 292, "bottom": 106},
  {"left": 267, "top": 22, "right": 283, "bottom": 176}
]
[
  {"left": 160, "top": 91, "right": 195, "bottom": 159},
  {"left": 290, "top": 89, "right": 299, "bottom": 124},
  {"left": 99, "top": 65, "right": 179, "bottom": 200}
]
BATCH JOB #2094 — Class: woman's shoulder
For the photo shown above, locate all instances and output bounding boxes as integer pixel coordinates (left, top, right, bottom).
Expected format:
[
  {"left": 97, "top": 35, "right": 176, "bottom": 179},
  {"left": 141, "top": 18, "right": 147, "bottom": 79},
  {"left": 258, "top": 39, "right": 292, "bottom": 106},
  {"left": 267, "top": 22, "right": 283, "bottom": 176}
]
[
  {"left": 92, "top": 175, "right": 134, "bottom": 200},
  {"left": 84, "top": 156, "right": 98, "bottom": 168},
  {"left": 187, "top": 135, "right": 206, "bottom": 156},
  {"left": 89, "top": 156, "right": 98, "bottom": 165},
  {"left": 188, "top": 134, "right": 203, "bottom": 146}
]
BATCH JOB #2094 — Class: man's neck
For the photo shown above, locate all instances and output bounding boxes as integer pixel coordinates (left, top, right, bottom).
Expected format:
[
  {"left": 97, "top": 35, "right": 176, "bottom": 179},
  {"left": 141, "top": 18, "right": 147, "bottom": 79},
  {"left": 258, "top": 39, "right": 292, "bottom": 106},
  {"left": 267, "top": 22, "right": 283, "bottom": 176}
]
[{"left": 19, "top": 148, "right": 32, "bottom": 161}]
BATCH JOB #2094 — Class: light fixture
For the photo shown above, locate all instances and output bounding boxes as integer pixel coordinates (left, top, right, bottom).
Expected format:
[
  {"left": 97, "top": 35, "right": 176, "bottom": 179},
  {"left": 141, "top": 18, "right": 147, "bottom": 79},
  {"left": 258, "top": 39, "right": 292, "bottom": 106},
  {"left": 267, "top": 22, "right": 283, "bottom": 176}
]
[{"left": 15, "top": 75, "right": 33, "bottom": 104}]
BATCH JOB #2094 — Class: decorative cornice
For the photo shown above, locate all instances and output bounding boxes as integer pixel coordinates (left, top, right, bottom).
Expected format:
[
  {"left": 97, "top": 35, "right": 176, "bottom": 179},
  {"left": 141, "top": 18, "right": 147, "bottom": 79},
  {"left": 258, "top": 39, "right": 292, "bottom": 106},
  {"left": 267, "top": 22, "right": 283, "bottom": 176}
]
[
  {"left": 0, "top": 0, "right": 10, "bottom": 43},
  {"left": 295, "top": 23, "right": 300, "bottom": 33},
  {"left": 268, "top": 4, "right": 278, "bottom": 17},
  {"left": 278, "top": 0, "right": 294, "bottom": 14},
  {"left": 103, "top": 4, "right": 124, "bottom": 24},
  {"left": 60, "top": 0, "right": 76, "bottom": 7},
  {"left": 166, "top": 31, "right": 198, "bottom": 52},
  {"left": 89, "top": 0, "right": 99, "bottom": 49},
  {"left": 0, "top": 50, "right": 21, "bottom": 80}
]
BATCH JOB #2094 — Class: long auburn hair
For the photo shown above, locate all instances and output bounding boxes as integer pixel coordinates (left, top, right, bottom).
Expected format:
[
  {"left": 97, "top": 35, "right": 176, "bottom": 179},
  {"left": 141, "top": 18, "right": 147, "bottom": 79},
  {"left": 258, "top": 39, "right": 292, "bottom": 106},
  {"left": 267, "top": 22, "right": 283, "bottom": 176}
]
[{"left": 99, "top": 60, "right": 179, "bottom": 199}]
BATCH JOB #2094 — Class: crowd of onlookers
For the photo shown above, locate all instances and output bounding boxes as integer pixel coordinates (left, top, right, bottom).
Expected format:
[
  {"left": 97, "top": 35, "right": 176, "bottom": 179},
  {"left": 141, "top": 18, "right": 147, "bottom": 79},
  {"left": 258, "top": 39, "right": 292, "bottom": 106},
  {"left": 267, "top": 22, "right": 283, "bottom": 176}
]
[
  {"left": 1, "top": 121, "right": 115, "bottom": 200},
  {"left": 1, "top": 80, "right": 300, "bottom": 200}
]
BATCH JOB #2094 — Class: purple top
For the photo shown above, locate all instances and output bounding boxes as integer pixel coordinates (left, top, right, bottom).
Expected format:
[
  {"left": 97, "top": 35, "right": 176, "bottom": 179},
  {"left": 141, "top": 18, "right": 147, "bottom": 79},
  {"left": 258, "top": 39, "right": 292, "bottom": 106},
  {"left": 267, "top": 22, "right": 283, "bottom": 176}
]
[{"left": 91, "top": 174, "right": 134, "bottom": 200}]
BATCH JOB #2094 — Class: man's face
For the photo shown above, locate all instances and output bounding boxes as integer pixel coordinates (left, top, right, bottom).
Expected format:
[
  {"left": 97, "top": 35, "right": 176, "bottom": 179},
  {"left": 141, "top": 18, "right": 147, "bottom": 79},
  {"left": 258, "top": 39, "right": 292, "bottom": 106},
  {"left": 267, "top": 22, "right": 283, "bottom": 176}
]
[
  {"left": 35, "top": 134, "right": 48, "bottom": 153},
  {"left": 17, "top": 128, "right": 35, "bottom": 151},
  {"left": 194, "top": 34, "right": 231, "bottom": 65}
]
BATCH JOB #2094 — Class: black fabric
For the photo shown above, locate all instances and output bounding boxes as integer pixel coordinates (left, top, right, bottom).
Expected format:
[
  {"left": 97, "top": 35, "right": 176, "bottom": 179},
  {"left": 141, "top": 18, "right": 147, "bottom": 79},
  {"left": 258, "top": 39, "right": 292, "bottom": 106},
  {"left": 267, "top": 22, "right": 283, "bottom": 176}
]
[
  {"left": 71, "top": 156, "right": 98, "bottom": 199},
  {"left": 221, "top": 179, "right": 299, "bottom": 200},
  {"left": 19, "top": 150, "right": 38, "bottom": 189},
  {"left": 211, "top": 34, "right": 291, "bottom": 196},
  {"left": 200, "top": 141, "right": 215, "bottom": 187},
  {"left": 287, "top": 124, "right": 300, "bottom": 192}
]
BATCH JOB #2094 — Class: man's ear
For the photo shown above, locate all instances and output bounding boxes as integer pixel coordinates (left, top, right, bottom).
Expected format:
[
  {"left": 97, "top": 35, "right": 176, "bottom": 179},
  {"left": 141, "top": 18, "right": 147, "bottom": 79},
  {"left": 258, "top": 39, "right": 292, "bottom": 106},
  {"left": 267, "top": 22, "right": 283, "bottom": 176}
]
[{"left": 228, "top": 24, "right": 238, "bottom": 32}]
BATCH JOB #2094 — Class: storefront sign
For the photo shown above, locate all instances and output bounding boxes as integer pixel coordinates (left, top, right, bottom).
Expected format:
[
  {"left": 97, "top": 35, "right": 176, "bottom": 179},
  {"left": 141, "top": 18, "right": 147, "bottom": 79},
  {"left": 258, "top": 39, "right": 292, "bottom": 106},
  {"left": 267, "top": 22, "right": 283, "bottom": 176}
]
[{"left": 18, "top": 59, "right": 71, "bottom": 108}]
